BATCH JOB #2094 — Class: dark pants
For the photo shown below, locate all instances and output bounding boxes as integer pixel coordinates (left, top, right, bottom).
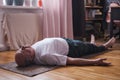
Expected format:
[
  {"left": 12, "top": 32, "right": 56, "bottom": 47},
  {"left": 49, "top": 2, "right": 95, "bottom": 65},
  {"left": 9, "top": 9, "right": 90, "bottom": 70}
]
[{"left": 64, "top": 38, "right": 106, "bottom": 58}]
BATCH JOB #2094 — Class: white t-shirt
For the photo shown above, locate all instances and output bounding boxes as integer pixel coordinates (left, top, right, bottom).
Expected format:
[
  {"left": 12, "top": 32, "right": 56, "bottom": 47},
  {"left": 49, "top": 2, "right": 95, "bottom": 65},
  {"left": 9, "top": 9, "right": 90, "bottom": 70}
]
[{"left": 31, "top": 38, "right": 69, "bottom": 66}]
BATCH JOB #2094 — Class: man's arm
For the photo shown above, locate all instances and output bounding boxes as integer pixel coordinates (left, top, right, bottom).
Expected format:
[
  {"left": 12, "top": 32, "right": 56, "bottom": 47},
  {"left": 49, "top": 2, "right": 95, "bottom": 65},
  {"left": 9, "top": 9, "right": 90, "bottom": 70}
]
[{"left": 66, "top": 57, "right": 111, "bottom": 66}]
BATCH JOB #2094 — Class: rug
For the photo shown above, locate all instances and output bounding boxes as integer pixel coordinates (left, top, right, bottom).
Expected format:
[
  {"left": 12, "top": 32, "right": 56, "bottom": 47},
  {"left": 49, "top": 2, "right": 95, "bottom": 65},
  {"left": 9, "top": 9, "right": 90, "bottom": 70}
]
[{"left": 0, "top": 62, "right": 58, "bottom": 77}]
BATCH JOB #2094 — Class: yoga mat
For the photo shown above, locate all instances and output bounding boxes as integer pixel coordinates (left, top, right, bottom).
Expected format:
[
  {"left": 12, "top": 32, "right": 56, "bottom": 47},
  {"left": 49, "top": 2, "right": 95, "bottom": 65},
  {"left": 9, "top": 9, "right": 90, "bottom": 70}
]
[{"left": 0, "top": 62, "right": 57, "bottom": 77}]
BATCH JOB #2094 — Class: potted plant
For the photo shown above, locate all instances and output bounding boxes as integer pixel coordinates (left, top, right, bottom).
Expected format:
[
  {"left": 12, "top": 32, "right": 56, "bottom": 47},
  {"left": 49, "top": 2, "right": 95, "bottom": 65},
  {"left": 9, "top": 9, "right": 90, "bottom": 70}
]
[
  {"left": 5, "top": 0, "right": 13, "bottom": 5},
  {"left": 14, "top": 0, "right": 24, "bottom": 6}
]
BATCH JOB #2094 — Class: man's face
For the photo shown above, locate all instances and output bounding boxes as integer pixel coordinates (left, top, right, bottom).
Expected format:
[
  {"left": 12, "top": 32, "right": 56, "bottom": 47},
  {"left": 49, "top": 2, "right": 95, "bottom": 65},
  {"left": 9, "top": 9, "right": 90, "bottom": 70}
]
[{"left": 15, "top": 46, "right": 35, "bottom": 67}]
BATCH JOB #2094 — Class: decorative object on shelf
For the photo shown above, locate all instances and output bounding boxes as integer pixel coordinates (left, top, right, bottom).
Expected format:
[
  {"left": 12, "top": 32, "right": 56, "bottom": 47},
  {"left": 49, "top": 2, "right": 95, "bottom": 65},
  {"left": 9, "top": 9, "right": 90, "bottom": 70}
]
[
  {"left": 32, "top": 0, "right": 38, "bottom": 7},
  {"left": 85, "top": 0, "right": 102, "bottom": 6},
  {"left": 0, "top": 0, "right": 3, "bottom": 5},
  {"left": 38, "top": 0, "right": 42, "bottom": 7},
  {"left": 14, "top": 0, "right": 24, "bottom": 6},
  {"left": 24, "top": 0, "right": 31, "bottom": 7},
  {"left": 85, "top": 0, "right": 94, "bottom": 6},
  {"left": 5, "top": 0, "right": 13, "bottom": 5}
]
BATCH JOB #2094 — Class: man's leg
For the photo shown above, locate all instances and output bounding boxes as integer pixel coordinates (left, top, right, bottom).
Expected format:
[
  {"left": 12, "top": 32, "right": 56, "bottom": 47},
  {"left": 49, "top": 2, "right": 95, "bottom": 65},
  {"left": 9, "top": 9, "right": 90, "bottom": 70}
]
[
  {"left": 67, "top": 37, "right": 116, "bottom": 58},
  {"left": 103, "top": 37, "right": 116, "bottom": 48},
  {"left": 90, "top": 34, "right": 96, "bottom": 45}
]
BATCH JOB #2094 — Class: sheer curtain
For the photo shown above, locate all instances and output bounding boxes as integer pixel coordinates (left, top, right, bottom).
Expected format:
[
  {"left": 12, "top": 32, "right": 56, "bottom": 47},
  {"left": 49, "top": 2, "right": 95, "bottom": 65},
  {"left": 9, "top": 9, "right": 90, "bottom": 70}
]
[{"left": 42, "top": 0, "right": 73, "bottom": 39}]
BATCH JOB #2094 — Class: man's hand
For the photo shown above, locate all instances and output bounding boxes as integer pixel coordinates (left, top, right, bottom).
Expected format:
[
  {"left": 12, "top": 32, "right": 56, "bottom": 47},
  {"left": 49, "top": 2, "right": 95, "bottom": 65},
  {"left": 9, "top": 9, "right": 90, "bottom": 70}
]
[{"left": 94, "top": 58, "right": 111, "bottom": 66}]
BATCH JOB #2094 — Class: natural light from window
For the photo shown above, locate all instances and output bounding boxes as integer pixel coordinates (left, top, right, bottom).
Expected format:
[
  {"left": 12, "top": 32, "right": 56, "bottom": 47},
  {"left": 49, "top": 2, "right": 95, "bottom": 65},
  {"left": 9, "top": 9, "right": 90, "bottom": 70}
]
[{"left": 0, "top": 0, "right": 42, "bottom": 8}]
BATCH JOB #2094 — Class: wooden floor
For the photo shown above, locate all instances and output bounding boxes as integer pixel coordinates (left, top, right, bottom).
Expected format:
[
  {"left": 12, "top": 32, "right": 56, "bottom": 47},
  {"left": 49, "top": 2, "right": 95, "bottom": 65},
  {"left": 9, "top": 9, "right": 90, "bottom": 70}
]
[{"left": 0, "top": 40, "right": 120, "bottom": 80}]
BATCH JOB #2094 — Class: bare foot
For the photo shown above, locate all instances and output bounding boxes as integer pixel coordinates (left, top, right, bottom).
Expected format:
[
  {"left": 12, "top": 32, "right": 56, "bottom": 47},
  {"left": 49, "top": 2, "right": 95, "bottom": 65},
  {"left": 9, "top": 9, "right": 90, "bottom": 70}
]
[
  {"left": 103, "top": 37, "right": 116, "bottom": 48},
  {"left": 90, "top": 34, "right": 96, "bottom": 45}
]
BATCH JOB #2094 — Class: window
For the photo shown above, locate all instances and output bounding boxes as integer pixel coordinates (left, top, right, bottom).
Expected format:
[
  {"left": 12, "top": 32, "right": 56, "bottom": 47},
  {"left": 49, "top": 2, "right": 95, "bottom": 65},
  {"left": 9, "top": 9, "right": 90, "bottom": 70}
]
[{"left": 0, "top": 0, "right": 42, "bottom": 8}]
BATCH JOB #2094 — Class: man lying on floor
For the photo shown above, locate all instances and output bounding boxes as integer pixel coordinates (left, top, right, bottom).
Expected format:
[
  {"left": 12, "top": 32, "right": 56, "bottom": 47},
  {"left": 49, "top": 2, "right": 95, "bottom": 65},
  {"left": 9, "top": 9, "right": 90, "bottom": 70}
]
[{"left": 15, "top": 35, "right": 116, "bottom": 67}]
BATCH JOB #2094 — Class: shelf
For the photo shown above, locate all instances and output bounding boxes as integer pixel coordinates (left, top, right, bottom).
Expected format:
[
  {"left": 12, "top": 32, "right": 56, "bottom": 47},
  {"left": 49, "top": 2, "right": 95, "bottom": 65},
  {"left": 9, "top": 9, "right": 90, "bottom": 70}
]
[
  {"left": 0, "top": 5, "right": 42, "bottom": 10},
  {"left": 85, "top": 6, "right": 103, "bottom": 9},
  {"left": 85, "top": 18, "right": 103, "bottom": 21},
  {"left": 84, "top": 0, "right": 104, "bottom": 37}
]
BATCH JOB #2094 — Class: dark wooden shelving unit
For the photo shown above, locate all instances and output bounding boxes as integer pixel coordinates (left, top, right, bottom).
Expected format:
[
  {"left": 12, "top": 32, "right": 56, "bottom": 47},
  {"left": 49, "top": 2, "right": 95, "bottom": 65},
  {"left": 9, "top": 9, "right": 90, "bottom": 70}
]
[{"left": 84, "top": 0, "right": 104, "bottom": 38}]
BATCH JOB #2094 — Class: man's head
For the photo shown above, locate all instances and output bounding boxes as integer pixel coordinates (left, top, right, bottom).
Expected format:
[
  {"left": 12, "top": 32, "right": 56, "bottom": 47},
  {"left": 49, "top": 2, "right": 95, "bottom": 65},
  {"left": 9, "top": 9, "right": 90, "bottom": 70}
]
[{"left": 15, "top": 46, "right": 35, "bottom": 67}]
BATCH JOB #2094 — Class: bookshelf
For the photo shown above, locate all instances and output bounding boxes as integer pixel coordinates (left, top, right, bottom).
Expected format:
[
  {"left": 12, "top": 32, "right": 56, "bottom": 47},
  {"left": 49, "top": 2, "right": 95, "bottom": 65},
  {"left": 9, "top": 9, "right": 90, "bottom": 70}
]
[{"left": 84, "top": 0, "right": 104, "bottom": 38}]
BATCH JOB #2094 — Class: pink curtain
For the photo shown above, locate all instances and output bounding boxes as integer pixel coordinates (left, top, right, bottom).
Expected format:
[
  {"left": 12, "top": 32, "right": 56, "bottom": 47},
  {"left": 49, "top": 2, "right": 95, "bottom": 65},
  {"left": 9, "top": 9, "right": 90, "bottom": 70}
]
[{"left": 42, "top": 0, "right": 73, "bottom": 39}]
